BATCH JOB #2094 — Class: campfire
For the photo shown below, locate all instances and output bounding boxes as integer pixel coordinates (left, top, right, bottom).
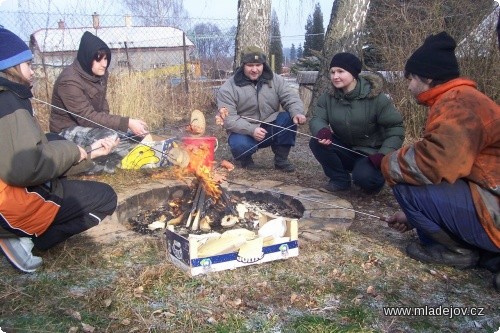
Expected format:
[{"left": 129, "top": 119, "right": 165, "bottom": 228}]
[{"left": 131, "top": 111, "right": 301, "bottom": 264}]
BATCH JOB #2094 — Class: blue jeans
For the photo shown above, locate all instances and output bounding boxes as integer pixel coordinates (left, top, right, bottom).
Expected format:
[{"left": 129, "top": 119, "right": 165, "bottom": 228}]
[
  {"left": 392, "top": 180, "right": 499, "bottom": 253},
  {"left": 228, "top": 112, "right": 296, "bottom": 160},
  {"left": 308, "top": 136, "right": 385, "bottom": 193}
]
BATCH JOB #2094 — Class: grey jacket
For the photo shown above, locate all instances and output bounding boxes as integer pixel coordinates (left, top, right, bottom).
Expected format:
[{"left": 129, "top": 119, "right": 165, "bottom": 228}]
[
  {"left": 216, "top": 64, "right": 304, "bottom": 136},
  {"left": 0, "top": 76, "right": 88, "bottom": 197}
]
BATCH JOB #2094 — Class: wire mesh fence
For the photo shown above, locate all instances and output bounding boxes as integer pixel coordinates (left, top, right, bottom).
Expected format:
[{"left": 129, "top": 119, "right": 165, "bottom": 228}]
[{"left": 1, "top": 10, "right": 241, "bottom": 81}]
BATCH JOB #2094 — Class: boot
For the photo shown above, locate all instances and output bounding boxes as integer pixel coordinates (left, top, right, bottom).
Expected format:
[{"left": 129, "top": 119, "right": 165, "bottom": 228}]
[
  {"left": 427, "top": 230, "right": 477, "bottom": 256},
  {"left": 406, "top": 230, "right": 480, "bottom": 270},
  {"left": 406, "top": 242, "right": 479, "bottom": 269},
  {"left": 238, "top": 155, "right": 257, "bottom": 170},
  {"left": 478, "top": 250, "right": 500, "bottom": 273},
  {"left": 272, "top": 145, "right": 295, "bottom": 172}
]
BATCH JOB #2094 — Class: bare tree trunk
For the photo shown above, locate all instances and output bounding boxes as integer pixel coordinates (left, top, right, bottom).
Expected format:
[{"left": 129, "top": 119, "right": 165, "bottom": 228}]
[
  {"left": 309, "top": 0, "right": 371, "bottom": 113},
  {"left": 233, "top": 0, "right": 272, "bottom": 71}
]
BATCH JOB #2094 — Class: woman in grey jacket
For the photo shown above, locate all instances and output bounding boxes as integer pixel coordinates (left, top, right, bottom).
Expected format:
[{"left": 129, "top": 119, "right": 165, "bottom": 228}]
[
  {"left": 0, "top": 28, "right": 117, "bottom": 273},
  {"left": 309, "top": 53, "right": 404, "bottom": 194}
]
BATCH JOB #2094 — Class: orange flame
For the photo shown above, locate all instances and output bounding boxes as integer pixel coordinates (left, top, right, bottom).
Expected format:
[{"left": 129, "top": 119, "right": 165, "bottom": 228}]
[{"left": 182, "top": 141, "right": 222, "bottom": 200}]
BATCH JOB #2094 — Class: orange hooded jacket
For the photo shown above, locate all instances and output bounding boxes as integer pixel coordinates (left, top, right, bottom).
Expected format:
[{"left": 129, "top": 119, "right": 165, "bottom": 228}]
[{"left": 381, "top": 78, "right": 500, "bottom": 247}]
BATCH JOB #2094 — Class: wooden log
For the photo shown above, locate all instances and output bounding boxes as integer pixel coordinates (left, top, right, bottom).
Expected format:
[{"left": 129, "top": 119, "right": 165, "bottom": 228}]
[
  {"left": 191, "top": 185, "right": 206, "bottom": 231},
  {"left": 185, "top": 183, "right": 202, "bottom": 228}
]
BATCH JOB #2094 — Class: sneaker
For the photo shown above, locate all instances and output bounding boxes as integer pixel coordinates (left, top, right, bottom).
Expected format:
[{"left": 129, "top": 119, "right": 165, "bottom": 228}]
[
  {"left": 0, "top": 237, "right": 43, "bottom": 273},
  {"left": 319, "top": 181, "right": 350, "bottom": 193},
  {"left": 406, "top": 241, "right": 479, "bottom": 270}
]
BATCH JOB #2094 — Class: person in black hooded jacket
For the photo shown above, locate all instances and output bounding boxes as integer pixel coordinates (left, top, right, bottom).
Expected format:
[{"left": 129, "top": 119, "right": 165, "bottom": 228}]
[{"left": 49, "top": 31, "right": 148, "bottom": 173}]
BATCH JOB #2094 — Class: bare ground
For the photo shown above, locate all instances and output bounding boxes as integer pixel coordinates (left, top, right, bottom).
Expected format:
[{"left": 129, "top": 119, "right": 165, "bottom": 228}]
[{"left": 0, "top": 119, "right": 499, "bottom": 332}]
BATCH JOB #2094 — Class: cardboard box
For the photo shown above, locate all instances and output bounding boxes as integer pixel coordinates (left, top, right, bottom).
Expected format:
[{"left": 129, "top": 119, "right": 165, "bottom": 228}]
[{"left": 166, "top": 218, "right": 299, "bottom": 276}]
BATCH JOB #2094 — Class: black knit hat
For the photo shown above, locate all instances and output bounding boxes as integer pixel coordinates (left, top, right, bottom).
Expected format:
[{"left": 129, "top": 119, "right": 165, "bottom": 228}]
[
  {"left": 241, "top": 46, "right": 267, "bottom": 64},
  {"left": 405, "top": 31, "right": 460, "bottom": 81},
  {"left": 329, "top": 52, "right": 362, "bottom": 79}
]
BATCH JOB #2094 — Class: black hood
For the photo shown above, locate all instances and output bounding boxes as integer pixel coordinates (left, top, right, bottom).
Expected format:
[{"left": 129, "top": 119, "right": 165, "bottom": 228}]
[{"left": 76, "top": 31, "right": 111, "bottom": 76}]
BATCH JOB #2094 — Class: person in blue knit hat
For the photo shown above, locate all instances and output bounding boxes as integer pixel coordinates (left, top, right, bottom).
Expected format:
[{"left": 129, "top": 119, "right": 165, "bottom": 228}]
[{"left": 0, "top": 27, "right": 118, "bottom": 273}]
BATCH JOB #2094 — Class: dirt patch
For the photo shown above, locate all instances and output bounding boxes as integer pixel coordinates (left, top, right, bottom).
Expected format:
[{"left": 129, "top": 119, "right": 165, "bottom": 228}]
[{"left": 83, "top": 119, "right": 405, "bottom": 245}]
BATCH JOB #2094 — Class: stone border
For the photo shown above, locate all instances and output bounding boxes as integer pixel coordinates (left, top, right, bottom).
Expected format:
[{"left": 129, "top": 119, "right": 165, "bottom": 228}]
[{"left": 82, "top": 178, "right": 355, "bottom": 244}]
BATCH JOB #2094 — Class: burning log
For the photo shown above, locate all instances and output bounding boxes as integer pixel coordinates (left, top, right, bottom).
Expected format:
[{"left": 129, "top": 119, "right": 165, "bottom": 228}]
[
  {"left": 191, "top": 186, "right": 206, "bottom": 231},
  {"left": 186, "top": 183, "right": 202, "bottom": 228},
  {"left": 220, "top": 187, "right": 238, "bottom": 216}
]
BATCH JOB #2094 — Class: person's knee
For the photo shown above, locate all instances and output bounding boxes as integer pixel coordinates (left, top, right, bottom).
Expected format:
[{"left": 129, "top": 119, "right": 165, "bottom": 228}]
[
  {"left": 392, "top": 183, "right": 409, "bottom": 200},
  {"left": 275, "top": 112, "right": 294, "bottom": 127},
  {"left": 352, "top": 166, "right": 384, "bottom": 189},
  {"left": 101, "top": 184, "right": 118, "bottom": 215},
  {"left": 228, "top": 135, "right": 255, "bottom": 157},
  {"left": 309, "top": 138, "right": 327, "bottom": 153}
]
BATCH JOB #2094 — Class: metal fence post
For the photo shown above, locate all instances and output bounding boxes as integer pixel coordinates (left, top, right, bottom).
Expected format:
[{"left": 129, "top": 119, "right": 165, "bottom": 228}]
[{"left": 183, "top": 32, "right": 189, "bottom": 93}]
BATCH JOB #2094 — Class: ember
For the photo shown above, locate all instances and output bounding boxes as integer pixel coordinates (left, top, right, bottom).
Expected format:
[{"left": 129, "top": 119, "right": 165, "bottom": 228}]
[
  {"left": 128, "top": 183, "right": 303, "bottom": 236},
  {"left": 125, "top": 110, "right": 302, "bottom": 265}
]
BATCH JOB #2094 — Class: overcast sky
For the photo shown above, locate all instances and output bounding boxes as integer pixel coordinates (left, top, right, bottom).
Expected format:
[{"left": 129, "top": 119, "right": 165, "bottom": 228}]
[
  {"left": 1, "top": 0, "right": 498, "bottom": 48},
  {"left": 183, "top": 0, "right": 333, "bottom": 47},
  {"left": 0, "top": 0, "right": 332, "bottom": 48}
]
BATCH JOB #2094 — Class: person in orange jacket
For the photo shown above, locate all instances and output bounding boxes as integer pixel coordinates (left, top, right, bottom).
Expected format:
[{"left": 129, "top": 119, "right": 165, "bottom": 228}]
[
  {"left": 0, "top": 28, "right": 117, "bottom": 273},
  {"left": 380, "top": 31, "right": 500, "bottom": 290}
]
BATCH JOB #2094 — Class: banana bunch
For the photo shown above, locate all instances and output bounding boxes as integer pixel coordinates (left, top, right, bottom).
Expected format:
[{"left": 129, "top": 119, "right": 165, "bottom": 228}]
[{"left": 120, "top": 144, "right": 160, "bottom": 169}]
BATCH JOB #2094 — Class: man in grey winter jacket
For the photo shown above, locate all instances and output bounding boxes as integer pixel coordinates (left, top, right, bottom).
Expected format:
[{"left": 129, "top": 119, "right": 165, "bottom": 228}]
[{"left": 216, "top": 46, "right": 306, "bottom": 172}]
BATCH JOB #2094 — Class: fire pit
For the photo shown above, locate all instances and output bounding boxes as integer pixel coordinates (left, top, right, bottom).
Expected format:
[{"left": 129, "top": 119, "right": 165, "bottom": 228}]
[
  {"left": 127, "top": 183, "right": 304, "bottom": 236},
  {"left": 117, "top": 180, "right": 303, "bottom": 276},
  {"left": 109, "top": 127, "right": 354, "bottom": 275},
  {"left": 108, "top": 177, "right": 356, "bottom": 276}
]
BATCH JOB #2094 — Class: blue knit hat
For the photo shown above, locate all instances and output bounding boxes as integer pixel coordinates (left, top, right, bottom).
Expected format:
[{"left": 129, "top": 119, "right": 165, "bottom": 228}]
[{"left": 0, "top": 28, "right": 33, "bottom": 71}]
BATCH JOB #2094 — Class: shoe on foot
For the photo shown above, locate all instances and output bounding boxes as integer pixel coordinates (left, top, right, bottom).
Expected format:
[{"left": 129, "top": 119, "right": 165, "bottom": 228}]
[
  {"left": 406, "top": 241, "right": 479, "bottom": 270},
  {"left": 0, "top": 237, "right": 43, "bottom": 273},
  {"left": 238, "top": 156, "right": 258, "bottom": 170},
  {"left": 319, "top": 181, "right": 350, "bottom": 193},
  {"left": 478, "top": 250, "right": 500, "bottom": 273},
  {"left": 274, "top": 161, "right": 295, "bottom": 172}
]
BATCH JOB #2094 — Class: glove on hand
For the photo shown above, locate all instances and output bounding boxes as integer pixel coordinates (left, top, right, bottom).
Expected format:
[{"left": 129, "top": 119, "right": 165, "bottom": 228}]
[
  {"left": 317, "top": 127, "right": 333, "bottom": 141},
  {"left": 368, "top": 153, "right": 385, "bottom": 169}
]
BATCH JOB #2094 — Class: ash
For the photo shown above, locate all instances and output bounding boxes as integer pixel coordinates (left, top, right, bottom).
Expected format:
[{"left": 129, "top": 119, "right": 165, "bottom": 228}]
[{"left": 127, "top": 188, "right": 302, "bottom": 237}]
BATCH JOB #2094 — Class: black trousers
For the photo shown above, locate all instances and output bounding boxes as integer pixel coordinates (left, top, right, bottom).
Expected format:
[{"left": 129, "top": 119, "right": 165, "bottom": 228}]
[
  {"left": 33, "top": 179, "right": 117, "bottom": 250},
  {"left": 309, "top": 136, "right": 385, "bottom": 193}
]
